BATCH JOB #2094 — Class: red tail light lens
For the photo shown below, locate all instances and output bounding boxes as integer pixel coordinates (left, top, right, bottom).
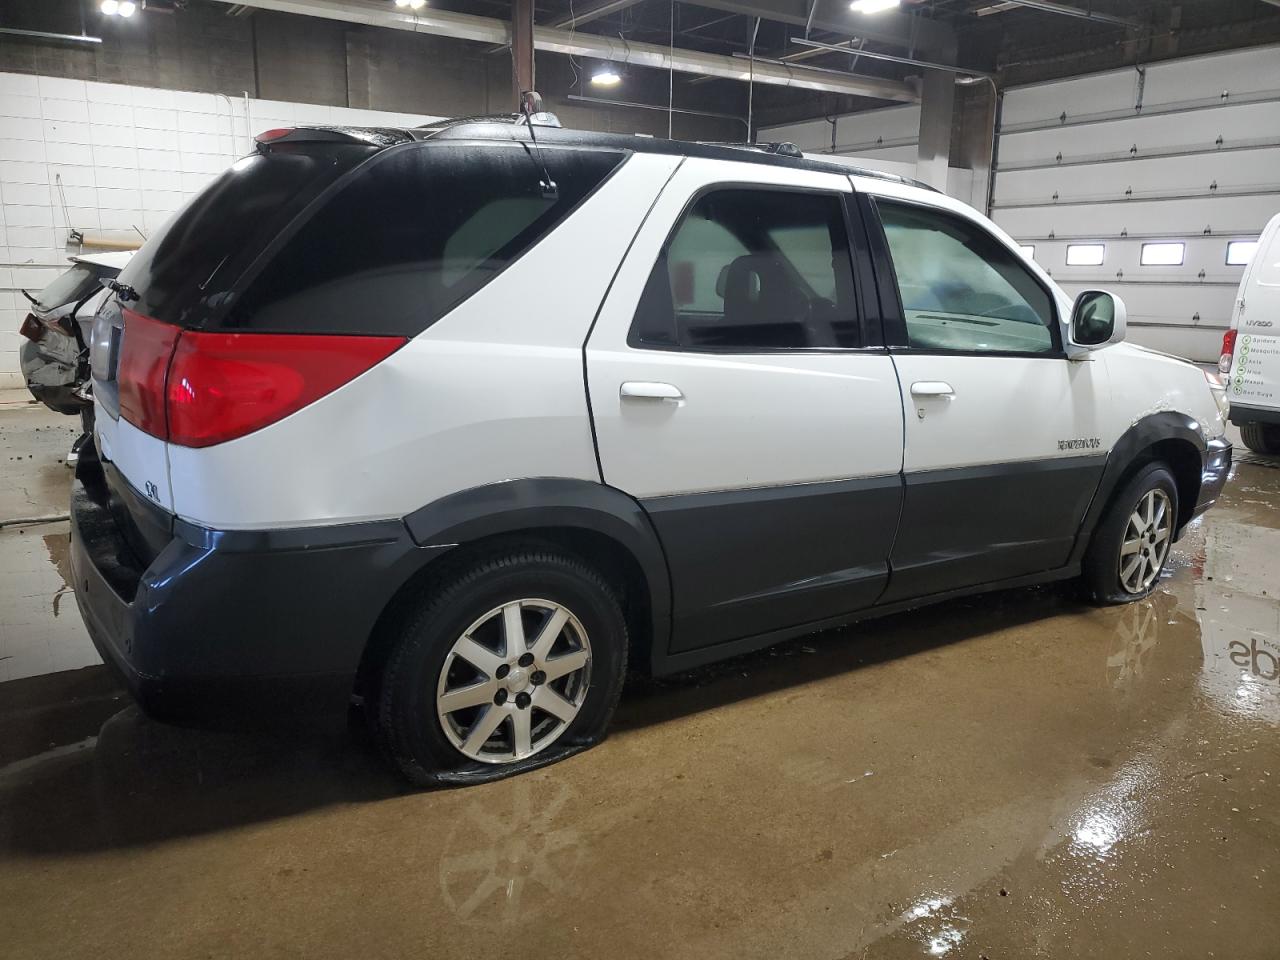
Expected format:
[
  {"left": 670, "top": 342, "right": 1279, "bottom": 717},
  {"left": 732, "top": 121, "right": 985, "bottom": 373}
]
[
  {"left": 117, "top": 309, "right": 181, "bottom": 438},
  {"left": 1219, "top": 329, "right": 1237, "bottom": 374},
  {"left": 116, "top": 309, "right": 405, "bottom": 448},
  {"left": 19, "top": 313, "right": 45, "bottom": 342},
  {"left": 165, "top": 330, "right": 405, "bottom": 447}
]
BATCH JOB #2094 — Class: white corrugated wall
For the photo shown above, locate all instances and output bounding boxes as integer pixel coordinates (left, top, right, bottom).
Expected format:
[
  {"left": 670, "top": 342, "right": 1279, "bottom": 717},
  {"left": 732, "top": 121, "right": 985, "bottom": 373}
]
[{"left": 991, "top": 44, "right": 1280, "bottom": 361}]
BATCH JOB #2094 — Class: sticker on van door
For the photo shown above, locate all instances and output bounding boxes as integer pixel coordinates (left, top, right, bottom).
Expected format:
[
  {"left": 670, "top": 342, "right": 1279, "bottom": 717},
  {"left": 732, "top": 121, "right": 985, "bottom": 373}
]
[{"left": 1231, "top": 333, "right": 1278, "bottom": 403}]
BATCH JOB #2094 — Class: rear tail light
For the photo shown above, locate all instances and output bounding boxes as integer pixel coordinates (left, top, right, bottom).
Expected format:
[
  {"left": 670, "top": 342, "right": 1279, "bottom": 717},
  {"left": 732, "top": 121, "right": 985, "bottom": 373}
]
[
  {"left": 19, "top": 313, "right": 44, "bottom": 342},
  {"left": 115, "top": 309, "right": 405, "bottom": 448},
  {"left": 1219, "top": 329, "right": 1237, "bottom": 374},
  {"left": 117, "top": 310, "right": 180, "bottom": 436}
]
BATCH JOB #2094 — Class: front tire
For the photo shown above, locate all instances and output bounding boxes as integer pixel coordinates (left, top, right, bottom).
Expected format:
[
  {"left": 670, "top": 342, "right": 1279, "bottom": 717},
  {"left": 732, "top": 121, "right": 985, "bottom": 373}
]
[
  {"left": 1082, "top": 463, "right": 1179, "bottom": 604},
  {"left": 376, "top": 549, "right": 628, "bottom": 786},
  {"left": 1240, "top": 421, "right": 1280, "bottom": 455}
]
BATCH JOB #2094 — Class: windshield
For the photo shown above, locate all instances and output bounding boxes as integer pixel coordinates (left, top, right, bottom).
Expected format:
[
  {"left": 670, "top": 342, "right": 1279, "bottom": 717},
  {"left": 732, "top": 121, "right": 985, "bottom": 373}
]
[{"left": 31, "top": 263, "right": 102, "bottom": 313}]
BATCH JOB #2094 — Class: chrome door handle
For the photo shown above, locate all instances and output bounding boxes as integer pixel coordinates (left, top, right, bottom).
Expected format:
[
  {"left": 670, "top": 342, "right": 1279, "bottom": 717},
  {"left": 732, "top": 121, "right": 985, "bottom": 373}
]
[
  {"left": 910, "top": 380, "right": 955, "bottom": 398},
  {"left": 620, "top": 381, "right": 684, "bottom": 402}
]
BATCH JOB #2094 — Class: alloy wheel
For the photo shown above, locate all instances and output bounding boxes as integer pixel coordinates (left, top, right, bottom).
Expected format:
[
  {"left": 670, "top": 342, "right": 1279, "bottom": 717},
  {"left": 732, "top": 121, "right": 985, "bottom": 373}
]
[
  {"left": 436, "top": 599, "right": 592, "bottom": 764},
  {"left": 1118, "top": 488, "right": 1173, "bottom": 594}
]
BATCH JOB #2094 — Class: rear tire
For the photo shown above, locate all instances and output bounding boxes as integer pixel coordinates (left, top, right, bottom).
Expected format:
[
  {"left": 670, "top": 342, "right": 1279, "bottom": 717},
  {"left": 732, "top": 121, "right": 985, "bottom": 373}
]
[
  {"left": 1240, "top": 421, "right": 1280, "bottom": 455},
  {"left": 1082, "top": 463, "right": 1179, "bottom": 604},
  {"left": 376, "top": 548, "right": 628, "bottom": 787}
]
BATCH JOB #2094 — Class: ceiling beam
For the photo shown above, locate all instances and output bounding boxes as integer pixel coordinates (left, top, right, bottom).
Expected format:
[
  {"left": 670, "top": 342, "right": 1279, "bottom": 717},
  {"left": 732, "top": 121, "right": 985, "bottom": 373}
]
[
  {"left": 206, "top": 0, "right": 920, "bottom": 102},
  {"left": 791, "top": 36, "right": 994, "bottom": 78},
  {"left": 547, "top": 0, "right": 645, "bottom": 30},
  {"left": 983, "top": 0, "right": 1142, "bottom": 27}
]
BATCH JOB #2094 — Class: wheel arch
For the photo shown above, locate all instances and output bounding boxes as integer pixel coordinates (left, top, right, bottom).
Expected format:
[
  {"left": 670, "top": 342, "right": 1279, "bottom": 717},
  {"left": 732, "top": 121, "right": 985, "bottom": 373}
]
[
  {"left": 355, "top": 479, "right": 673, "bottom": 698},
  {"left": 1070, "top": 412, "right": 1208, "bottom": 565}
]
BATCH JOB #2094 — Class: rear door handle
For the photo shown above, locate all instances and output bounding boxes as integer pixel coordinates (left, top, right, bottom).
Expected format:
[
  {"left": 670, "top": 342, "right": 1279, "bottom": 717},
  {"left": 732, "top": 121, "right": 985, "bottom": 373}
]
[
  {"left": 910, "top": 380, "right": 955, "bottom": 398},
  {"left": 620, "top": 381, "right": 684, "bottom": 402}
]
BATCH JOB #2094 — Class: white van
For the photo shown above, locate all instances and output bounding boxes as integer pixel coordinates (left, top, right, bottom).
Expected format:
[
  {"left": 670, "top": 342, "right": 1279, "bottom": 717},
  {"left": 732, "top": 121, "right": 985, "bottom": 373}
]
[{"left": 1222, "top": 211, "right": 1280, "bottom": 454}]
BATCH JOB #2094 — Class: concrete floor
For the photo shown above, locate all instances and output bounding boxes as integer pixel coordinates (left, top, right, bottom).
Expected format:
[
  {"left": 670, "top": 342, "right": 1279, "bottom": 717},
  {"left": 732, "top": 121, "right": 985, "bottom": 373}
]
[{"left": 1, "top": 391, "right": 1278, "bottom": 960}]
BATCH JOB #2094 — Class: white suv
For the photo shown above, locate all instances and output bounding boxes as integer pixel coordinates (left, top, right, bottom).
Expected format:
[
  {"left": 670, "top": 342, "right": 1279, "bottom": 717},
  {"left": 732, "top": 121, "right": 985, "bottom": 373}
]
[{"left": 71, "top": 117, "right": 1231, "bottom": 784}]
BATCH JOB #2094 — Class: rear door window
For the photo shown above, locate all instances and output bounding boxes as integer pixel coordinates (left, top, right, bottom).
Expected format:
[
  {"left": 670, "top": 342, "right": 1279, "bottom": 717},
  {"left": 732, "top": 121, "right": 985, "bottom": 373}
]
[
  {"left": 629, "top": 188, "right": 859, "bottom": 351},
  {"left": 225, "top": 143, "right": 625, "bottom": 336}
]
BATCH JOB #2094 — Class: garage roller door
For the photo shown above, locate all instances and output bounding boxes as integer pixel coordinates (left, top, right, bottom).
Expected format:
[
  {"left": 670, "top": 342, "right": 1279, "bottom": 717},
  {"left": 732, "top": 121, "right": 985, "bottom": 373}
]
[{"left": 991, "top": 44, "right": 1280, "bottom": 361}]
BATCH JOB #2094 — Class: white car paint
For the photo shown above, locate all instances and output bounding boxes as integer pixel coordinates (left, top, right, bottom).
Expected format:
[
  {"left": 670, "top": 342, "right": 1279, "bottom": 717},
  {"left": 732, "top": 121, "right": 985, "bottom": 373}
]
[
  {"left": 101, "top": 148, "right": 1224, "bottom": 531},
  {"left": 587, "top": 157, "right": 904, "bottom": 499},
  {"left": 162, "top": 152, "right": 682, "bottom": 529}
]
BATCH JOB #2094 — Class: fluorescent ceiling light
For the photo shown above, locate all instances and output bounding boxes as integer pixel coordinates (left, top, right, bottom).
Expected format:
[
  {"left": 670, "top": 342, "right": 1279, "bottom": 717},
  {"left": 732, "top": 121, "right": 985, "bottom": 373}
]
[
  {"left": 1141, "top": 242, "right": 1184, "bottom": 266},
  {"left": 1227, "top": 240, "right": 1259, "bottom": 266},
  {"left": 591, "top": 68, "right": 622, "bottom": 87},
  {"left": 1066, "top": 243, "right": 1105, "bottom": 267},
  {"left": 851, "top": 0, "right": 902, "bottom": 13}
]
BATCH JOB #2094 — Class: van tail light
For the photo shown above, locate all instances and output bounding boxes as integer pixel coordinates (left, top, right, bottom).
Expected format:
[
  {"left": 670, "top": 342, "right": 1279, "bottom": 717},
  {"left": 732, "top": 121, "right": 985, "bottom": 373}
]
[
  {"left": 116, "top": 308, "right": 405, "bottom": 448},
  {"left": 1219, "top": 329, "right": 1237, "bottom": 375}
]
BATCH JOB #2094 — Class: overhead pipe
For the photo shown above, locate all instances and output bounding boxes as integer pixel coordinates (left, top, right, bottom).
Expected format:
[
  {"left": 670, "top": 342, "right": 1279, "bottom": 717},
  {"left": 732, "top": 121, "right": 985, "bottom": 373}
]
[
  {"left": 790, "top": 37, "right": 995, "bottom": 79},
  {"left": 979, "top": 0, "right": 1141, "bottom": 28},
  {"left": 205, "top": 0, "right": 919, "bottom": 102}
]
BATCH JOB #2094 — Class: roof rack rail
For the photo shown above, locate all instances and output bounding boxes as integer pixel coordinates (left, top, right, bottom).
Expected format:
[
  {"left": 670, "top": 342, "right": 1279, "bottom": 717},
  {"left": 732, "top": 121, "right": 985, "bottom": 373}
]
[{"left": 698, "top": 140, "right": 805, "bottom": 159}]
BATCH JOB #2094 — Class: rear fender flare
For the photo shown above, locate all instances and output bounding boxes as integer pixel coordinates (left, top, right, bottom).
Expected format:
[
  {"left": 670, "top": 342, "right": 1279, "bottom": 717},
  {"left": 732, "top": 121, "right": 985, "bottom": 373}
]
[{"left": 404, "top": 478, "right": 673, "bottom": 663}]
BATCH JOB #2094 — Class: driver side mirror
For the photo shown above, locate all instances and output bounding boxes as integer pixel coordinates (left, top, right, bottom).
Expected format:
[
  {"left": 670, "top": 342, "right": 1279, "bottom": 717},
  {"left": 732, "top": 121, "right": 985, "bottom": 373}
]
[{"left": 1069, "top": 289, "right": 1127, "bottom": 349}]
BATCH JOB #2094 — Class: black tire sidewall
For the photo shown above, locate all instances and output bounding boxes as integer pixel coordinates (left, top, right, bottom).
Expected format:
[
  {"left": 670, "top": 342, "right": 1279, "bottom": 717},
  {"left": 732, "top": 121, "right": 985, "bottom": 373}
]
[
  {"left": 380, "top": 553, "right": 627, "bottom": 785},
  {"left": 1084, "top": 463, "right": 1179, "bottom": 604},
  {"left": 1241, "top": 421, "right": 1280, "bottom": 456}
]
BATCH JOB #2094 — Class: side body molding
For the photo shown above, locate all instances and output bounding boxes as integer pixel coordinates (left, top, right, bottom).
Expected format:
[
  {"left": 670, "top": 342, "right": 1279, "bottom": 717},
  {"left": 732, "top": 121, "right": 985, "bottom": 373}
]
[
  {"left": 1068, "top": 410, "right": 1208, "bottom": 565},
  {"left": 404, "top": 478, "right": 673, "bottom": 661}
]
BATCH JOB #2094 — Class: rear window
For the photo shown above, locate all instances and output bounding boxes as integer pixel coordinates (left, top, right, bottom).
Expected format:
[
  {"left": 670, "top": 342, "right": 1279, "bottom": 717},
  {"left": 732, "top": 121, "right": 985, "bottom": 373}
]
[
  {"left": 117, "top": 145, "right": 374, "bottom": 327},
  {"left": 223, "top": 143, "right": 625, "bottom": 336},
  {"left": 33, "top": 263, "right": 102, "bottom": 312}
]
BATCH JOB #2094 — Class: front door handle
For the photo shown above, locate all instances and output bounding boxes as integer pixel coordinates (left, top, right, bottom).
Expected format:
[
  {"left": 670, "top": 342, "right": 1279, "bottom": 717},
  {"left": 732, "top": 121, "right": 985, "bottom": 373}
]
[
  {"left": 621, "top": 381, "right": 684, "bottom": 402},
  {"left": 910, "top": 380, "right": 955, "bottom": 398}
]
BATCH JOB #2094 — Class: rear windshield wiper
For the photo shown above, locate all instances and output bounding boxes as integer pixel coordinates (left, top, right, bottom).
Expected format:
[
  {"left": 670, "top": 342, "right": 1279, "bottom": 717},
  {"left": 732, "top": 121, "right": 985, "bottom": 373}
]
[{"left": 106, "top": 278, "right": 139, "bottom": 302}]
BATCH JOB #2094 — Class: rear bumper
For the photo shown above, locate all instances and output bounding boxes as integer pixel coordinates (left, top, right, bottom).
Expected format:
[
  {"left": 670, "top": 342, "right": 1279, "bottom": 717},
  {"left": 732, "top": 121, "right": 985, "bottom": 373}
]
[
  {"left": 1229, "top": 402, "right": 1280, "bottom": 427},
  {"left": 69, "top": 443, "right": 447, "bottom": 726},
  {"left": 1191, "top": 435, "right": 1232, "bottom": 521}
]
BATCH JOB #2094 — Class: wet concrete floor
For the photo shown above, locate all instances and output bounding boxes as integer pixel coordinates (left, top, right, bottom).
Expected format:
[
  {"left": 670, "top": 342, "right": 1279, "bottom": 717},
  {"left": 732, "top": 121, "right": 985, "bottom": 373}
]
[{"left": 0, "top": 393, "right": 1278, "bottom": 959}]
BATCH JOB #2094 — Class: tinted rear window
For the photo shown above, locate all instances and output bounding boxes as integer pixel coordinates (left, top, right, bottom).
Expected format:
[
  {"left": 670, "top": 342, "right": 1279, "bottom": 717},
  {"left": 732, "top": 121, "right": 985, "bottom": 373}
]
[
  {"left": 223, "top": 143, "right": 625, "bottom": 336},
  {"left": 33, "top": 263, "right": 102, "bottom": 312},
  {"left": 117, "top": 145, "right": 374, "bottom": 327}
]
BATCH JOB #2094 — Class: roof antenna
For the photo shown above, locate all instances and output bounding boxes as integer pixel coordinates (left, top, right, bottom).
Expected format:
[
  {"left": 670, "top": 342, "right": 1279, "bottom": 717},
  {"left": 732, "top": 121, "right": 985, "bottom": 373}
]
[{"left": 518, "top": 90, "right": 559, "bottom": 200}]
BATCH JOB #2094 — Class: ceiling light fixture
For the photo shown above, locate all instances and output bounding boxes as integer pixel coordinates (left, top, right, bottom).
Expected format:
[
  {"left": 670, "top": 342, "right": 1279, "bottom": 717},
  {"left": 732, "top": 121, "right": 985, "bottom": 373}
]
[
  {"left": 394, "top": 0, "right": 426, "bottom": 8},
  {"left": 591, "top": 67, "right": 622, "bottom": 87},
  {"left": 100, "top": 0, "right": 119, "bottom": 13},
  {"left": 850, "top": 0, "right": 901, "bottom": 13},
  {"left": 118, "top": 1, "right": 137, "bottom": 16}
]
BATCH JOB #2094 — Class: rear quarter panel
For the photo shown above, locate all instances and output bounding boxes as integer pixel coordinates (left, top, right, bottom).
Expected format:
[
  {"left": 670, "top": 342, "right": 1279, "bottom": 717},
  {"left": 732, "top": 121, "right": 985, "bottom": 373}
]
[{"left": 164, "top": 152, "right": 682, "bottom": 530}]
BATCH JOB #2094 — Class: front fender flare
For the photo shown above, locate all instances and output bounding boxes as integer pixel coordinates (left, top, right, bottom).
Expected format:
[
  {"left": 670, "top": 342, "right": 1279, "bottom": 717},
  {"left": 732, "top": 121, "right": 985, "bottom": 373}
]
[{"left": 1069, "top": 411, "right": 1208, "bottom": 564}]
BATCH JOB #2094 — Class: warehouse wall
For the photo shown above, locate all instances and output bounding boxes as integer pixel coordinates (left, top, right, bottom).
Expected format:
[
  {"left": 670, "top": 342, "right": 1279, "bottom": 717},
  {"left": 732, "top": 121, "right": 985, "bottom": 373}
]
[
  {"left": 990, "top": 43, "right": 1280, "bottom": 361},
  {"left": 759, "top": 105, "right": 986, "bottom": 210},
  {"left": 0, "top": 71, "right": 445, "bottom": 385}
]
